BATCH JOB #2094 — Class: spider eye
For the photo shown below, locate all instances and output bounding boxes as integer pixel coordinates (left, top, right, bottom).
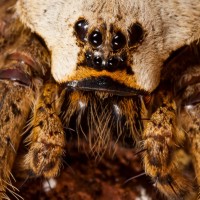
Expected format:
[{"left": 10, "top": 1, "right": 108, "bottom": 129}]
[
  {"left": 111, "top": 31, "right": 126, "bottom": 51},
  {"left": 128, "top": 22, "right": 144, "bottom": 47},
  {"left": 74, "top": 19, "right": 88, "bottom": 41},
  {"left": 107, "top": 56, "right": 119, "bottom": 68},
  {"left": 93, "top": 56, "right": 102, "bottom": 68},
  {"left": 88, "top": 30, "right": 103, "bottom": 47}
]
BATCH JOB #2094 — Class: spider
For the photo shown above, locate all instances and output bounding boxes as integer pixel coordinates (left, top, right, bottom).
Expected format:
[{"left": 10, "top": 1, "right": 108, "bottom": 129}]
[{"left": 0, "top": 0, "right": 199, "bottom": 199}]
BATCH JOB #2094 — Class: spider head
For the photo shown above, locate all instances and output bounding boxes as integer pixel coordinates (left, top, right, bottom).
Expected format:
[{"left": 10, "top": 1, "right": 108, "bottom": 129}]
[
  {"left": 16, "top": 0, "right": 200, "bottom": 93},
  {"left": 64, "top": 17, "right": 147, "bottom": 97}
]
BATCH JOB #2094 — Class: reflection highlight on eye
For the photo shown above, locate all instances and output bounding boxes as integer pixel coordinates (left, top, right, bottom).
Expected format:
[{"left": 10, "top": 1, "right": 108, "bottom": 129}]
[
  {"left": 112, "top": 31, "right": 126, "bottom": 51},
  {"left": 128, "top": 22, "right": 144, "bottom": 47},
  {"left": 74, "top": 19, "right": 88, "bottom": 42},
  {"left": 88, "top": 30, "right": 103, "bottom": 47}
]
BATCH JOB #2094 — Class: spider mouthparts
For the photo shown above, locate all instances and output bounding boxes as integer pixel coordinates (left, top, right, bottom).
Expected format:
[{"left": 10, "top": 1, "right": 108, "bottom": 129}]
[{"left": 65, "top": 76, "right": 147, "bottom": 96}]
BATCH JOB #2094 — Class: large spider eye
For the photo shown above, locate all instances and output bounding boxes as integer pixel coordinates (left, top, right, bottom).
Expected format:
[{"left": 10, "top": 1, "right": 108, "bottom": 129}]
[
  {"left": 111, "top": 31, "right": 126, "bottom": 51},
  {"left": 88, "top": 30, "right": 102, "bottom": 47},
  {"left": 74, "top": 19, "right": 88, "bottom": 41},
  {"left": 128, "top": 22, "right": 144, "bottom": 47}
]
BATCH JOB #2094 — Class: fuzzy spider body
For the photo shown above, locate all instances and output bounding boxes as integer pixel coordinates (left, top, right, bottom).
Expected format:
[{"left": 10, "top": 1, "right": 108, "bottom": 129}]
[{"left": 0, "top": 0, "right": 199, "bottom": 199}]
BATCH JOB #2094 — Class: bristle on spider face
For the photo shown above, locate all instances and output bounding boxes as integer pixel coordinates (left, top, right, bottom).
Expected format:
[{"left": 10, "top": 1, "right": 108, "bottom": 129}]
[{"left": 61, "top": 88, "right": 147, "bottom": 156}]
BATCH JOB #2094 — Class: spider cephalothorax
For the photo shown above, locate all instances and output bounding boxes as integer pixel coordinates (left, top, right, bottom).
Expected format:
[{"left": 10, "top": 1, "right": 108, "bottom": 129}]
[{"left": 15, "top": 0, "right": 199, "bottom": 91}]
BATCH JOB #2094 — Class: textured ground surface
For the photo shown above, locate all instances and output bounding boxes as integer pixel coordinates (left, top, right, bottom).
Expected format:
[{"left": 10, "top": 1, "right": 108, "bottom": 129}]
[{"left": 15, "top": 143, "right": 162, "bottom": 200}]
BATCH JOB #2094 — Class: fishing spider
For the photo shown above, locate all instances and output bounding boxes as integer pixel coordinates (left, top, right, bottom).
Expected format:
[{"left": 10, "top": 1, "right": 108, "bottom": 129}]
[{"left": 0, "top": 0, "right": 199, "bottom": 199}]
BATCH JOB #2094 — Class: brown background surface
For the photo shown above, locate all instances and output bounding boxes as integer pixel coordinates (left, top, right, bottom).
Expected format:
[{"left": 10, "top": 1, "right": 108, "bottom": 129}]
[{"left": 15, "top": 143, "right": 162, "bottom": 200}]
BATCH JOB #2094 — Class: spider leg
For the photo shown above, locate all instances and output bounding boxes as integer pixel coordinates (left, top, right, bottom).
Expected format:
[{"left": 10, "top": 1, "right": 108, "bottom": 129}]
[
  {"left": 142, "top": 91, "right": 197, "bottom": 200},
  {"left": 182, "top": 103, "right": 200, "bottom": 199},
  {"left": 0, "top": 80, "right": 34, "bottom": 199},
  {"left": 23, "top": 81, "right": 66, "bottom": 178},
  {"left": 178, "top": 65, "right": 200, "bottom": 198},
  {"left": 0, "top": 2, "right": 50, "bottom": 197}
]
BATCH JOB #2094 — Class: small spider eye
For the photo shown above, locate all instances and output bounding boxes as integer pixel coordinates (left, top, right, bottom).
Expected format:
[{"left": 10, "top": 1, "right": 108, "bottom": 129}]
[
  {"left": 128, "top": 22, "right": 144, "bottom": 47},
  {"left": 93, "top": 56, "right": 102, "bottom": 67},
  {"left": 107, "top": 57, "right": 119, "bottom": 68},
  {"left": 88, "top": 30, "right": 103, "bottom": 47},
  {"left": 85, "top": 52, "right": 92, "bottom": 61},
  {"left": 74, "top": 19, "right": 88, "bottom": 41},
  {"left": 111, "top": 31, "right": 126, "bottom": 51}
]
